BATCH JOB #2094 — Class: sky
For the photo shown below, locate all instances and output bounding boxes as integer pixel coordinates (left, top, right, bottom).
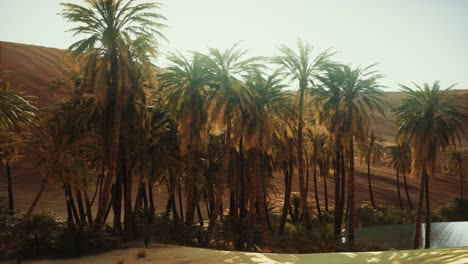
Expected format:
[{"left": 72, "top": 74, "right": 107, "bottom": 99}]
[{"left": 1, "top": 0, "right": 467, "bottom": 90}]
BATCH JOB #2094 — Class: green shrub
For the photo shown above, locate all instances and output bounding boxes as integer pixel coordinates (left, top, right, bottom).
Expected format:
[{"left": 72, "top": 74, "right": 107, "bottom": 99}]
[
  {"left": 434, "top": 198, "right": 468, "bottom": 221},
  {"left": 13, "top": 212, "right": 62, "bottom": 258},
  {"left": 55, "top": 224, "right": 118, "bottom": 257},
  {"left": 149, "top": 214, "right": 204, "bottom": 246},
  {"left": 356, "top": 204, "right": 414, "bottom": 227}
]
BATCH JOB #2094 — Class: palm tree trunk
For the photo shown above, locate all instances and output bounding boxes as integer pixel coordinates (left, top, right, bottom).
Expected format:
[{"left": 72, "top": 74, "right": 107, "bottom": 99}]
[
  {"left": 67, "top": 184, "right": 81, "bottom": 224},
  {"left": 279, "top": 167, "right": 291, "bottom": 235},
  {"left": 123, "top": 161, "right": 133, "bottom": 238},
  {"left": 178, "top": 176, "right": 184, "bottom": 223},
  {"left": 148, "top": 182, "right": 155, "bottom": 212},
  {"left": 279, "top": 148, "right": 293, "bottom": 235},
  {"left": 76, "top": 190, "right": 88, "bottom": 225},
  {"left": 413, "top": 171, "right": 426, "bottom": 249},
  {"left": 403, "top": 165, "right": 413, "bottom": 210},
  {"left": 305, "top": 151, "right": 310, "bottom": 198},
  {"left": 185, "top": 149, "right": 196, "bottom": 225},
  {"left": 112, "top": 167, "right": 123, "bottom": 234},
  {"left": 196, "top": 198, "right": 204, "bottom": 226},
  {"left": 424, "top": 168, "right": 431, "bottom": 249},
  {"left": 340, "top": 149, "right": 346, "bottom": 227},
  {"left": 84, "top": 192, "right": 94, "bottom": 225},
  {"left": 64, "top": 184, "right": 74, "bottom": 225},
  {"left": 396, "top": 168, "right": 404, "bottom": 211},
  {"left": 239, "top": 134, "right": 246, "bottom": 221},
  {"left": 347, "top": 137, "right": 356, "bottom": 245},
  {"left": 460, "top": 171, "right": 464, "bottom": 200},
  {"left": 313, "top": 146, "right": 322, "bottom": 222},
  {"left": 204, "top": 108, "right": 232, "bottom": 244},
  {"left": 297, "top": 88, "right": 312, "bottom": 229},
  {"left": 334, "top": 141, "right": 342, "bottom": 243},
  {"left": 367, "top": 159, "right": 376, "bottom": 209},
  {"left": 247, "top": 177, "right": 257, "bottom": 250},
  {"left": 6, "top": 162, "right": 14, "bottom": 215},
  {"left": 95, "top": 48, "right": 123, "bottom": 231},
  {"left": 324, "top": 171, "right": 329, "bottom": 212}
]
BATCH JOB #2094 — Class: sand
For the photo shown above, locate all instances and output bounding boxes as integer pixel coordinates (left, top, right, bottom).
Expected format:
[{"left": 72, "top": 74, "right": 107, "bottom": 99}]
[{"left": 3, "top": 244, "right": 465, "bottom": 264}]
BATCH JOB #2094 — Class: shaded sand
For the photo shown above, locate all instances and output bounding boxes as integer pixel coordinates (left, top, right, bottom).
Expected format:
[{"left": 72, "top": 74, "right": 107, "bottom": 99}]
[{"left": 9, "top": 244, "right": 468, "bottom": 264}]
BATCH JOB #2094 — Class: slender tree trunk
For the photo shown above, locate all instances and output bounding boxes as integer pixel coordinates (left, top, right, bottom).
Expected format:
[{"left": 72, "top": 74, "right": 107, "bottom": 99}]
[
  {"left": 98, "top": 165, "right": 105, "bottom": 205},
  {"left": 305, "top": 151, "right": 310, "bottom": 198},
  {"left": 424, "top": 168, "right": 431, "bottom": 249},
  {"left": 247, "top": 180, "right": 257, "bottom": 250},
  {"left": 340, "top": 149, "right": 346, "bottom": 228},
  {"left": 76, "top": 190, "right": 87, "bottom": 225},
  {"left": 204, "top": 108, "right": 232, "bottom": 244},
  {"left": 184, "top": 151, "right": 196, "bottom": 225},
  {"left": 67, "top": 184, "right": 81, "bottom": 224},
  {"left": 334, "top": 142, "right": 342, "bottom": 243},
  {"left": 95, "top": 56, "right": 123, "bottom": 230},
  {"left": 279, "top": 167, "right": 291, "bottom": 235},
  {"left": 324, "top": 171, "right": 329, "bottom": 212},
  {"left": 148, "top": 182, "right": 155, "bottom": 212},
  {"left": 239, "top": 135, "right": 246, "bottom": 221},
  {"left": 196, "top": 199, "right": 204, "bottom": 226},
  {"left": 297, "top": 87, "right": 312, "bottom": 229},
  {"left": 367, "top": 160, "right": 376, "bottom": 209},
  {"left": 84, "top": 192, "right": 93, "bottom": 225},
  {"left": 141, "top": 183, "right": 148, "bottom": 210},
  {"left": 112, "top": 166, "right": 123, "bottom": 234},
  {"left": 6, "top": 162, "right": 14, "bottom": 215},
  {"left": 460, "top": 171, "right": 464, "bottom": 200},
  {"left": 347, "top": 138, "right": 356, "bottom": 245},
  {"left": 413, "top": 171, "right": 426, "bottom": 249},
  {"left": 178, "top": 176, "right": 184, "bottom": 223},
  {"left": 403, "top": 166, "right": 413, "bottom": 210},
  {"left": 64, "top": 184, "right": 74, "bottom": 225},
  {"left": 90, "top": 171, "right": 102, "bottom": 206},
  {"left": 124, "top": 164, "right": 133, "bottom": 238},
  {"left": 279, "top": 148, "right": 293, "bottom": 235},
  {"left": 313, "top": 146, "right": 322, "bottom": 222},
  {"left": 396, "top": 168, "right": 404, "bottom": 211}
]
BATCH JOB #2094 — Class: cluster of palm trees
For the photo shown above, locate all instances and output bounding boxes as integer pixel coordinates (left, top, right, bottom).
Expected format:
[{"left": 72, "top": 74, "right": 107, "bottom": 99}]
[{"left": 0, "top": 0, "right": 466, "bottom": 253}]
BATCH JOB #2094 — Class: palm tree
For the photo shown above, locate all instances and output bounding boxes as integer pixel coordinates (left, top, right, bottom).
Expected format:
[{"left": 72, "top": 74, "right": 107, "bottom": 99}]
[
  {"left": 363, "top": 130, "right": 384, "bottom": 209},
  {"left": 60, "top": 0, "right": 166, "bottom": 231},
  {"left": 315, "top": 64, "right": 386, "bottom": 245},
  {"left": 241, "top": 70, "right": 295, "bottom": 246},
  {"left": 202, "top": 43, "right": 261, "bottom": 243},
  {"left": 2, "top": 109, "right": 93, "bottom": 254},
  {"left": 0, "top": 72, "right": 36, "bottom": 132},
  {"left": 0, "top": 72, "right": 36, "bottom": 216},
  {"left": 394, "top": 82, "right": 466, "bottom": 249},
  {"left": 447, "top": 149, "right": 466, "bottom": 200},
  {"left": 159, "top": 52, "right": 213, "bottom": 226},
  {"left": 386, "top": 139, "right": 413, "bottom": 211},
  {"left": 272, "top": 39, "right": 335, "bottom": 229}
]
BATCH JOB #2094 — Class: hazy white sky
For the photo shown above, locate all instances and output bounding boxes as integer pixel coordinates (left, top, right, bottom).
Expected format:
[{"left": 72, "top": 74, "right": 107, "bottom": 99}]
[{"left": 1, "top": 0, "right": 467, "bottom": 90}]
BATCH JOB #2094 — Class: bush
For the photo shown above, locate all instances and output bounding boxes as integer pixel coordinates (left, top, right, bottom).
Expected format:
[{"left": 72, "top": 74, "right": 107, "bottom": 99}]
[
  {"left": 356, "top": 204, "right": 414, "bottom": 227},
  {"left": 13, "top": 212, "right": 62, "bottom": 258},
  {"left": 433, "top": 198, "right": 468, "bottom": 221},
  {"left": 149, "top": 214, "right": 204, "bottom": 246},
  {"left": 55, "top": 224, "right": 119, "bottom": 257},
  {"left": 273, "top": 222, "right": 336, "bottom": 253}
]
